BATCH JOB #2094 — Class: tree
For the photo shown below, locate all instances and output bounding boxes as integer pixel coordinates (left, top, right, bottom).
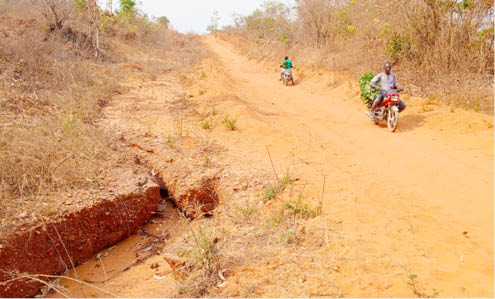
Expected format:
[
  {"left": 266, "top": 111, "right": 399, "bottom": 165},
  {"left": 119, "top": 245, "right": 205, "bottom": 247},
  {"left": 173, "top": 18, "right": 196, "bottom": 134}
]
[
  {"left": 242, "top": 1, "right": 292, "bottom": 43},
  {"left": 157, "top": 16, "right": 170, "bottom": 28},
  {"left": 119, "top": 0, "right": 136, "bottom": 17},
  {"left": 36, "top": 0, "right": 73, "bottom": 29},
  {"left": 87, "top": 0, "right": 100, "bottom": 58},
  {"left": 105, "top": 0, "right": 113, "bottom": 13},
  {"left": 206, "top": 9, "right": 220, "bottom": 34},
  {"left": 295, "top": 0, "right": 335, "bottom": 47}
]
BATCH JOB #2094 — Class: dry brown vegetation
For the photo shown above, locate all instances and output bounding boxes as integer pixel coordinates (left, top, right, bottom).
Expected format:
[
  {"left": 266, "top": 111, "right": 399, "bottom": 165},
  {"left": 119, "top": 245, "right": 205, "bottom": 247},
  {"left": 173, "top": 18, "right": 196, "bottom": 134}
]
[
  {"left": 168, "top": 187, "right": 327, "bottom": 297},
  {"left": 0, "top": 0, "right": 206, "bottom": 229},
  {"left": 223, "top": 0, "right": 494, "bottom": 111}
]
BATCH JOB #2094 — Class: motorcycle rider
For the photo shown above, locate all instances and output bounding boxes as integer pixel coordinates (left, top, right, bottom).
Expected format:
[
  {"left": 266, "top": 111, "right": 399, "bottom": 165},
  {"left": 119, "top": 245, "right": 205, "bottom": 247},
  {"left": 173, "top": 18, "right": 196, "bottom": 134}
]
[
  {"left": 367, "top": 62, "right": 406, "bottom": 116},
  {"left": 280, "top": 56, "right": 294, "bottom": 84}
]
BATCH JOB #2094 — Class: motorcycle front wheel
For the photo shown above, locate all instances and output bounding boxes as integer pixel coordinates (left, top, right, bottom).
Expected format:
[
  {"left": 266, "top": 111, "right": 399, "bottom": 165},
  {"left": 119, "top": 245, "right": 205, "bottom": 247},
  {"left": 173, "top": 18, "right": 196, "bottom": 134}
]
[{"left": 387, "top": 109, "right": 399, "bottom": 132}]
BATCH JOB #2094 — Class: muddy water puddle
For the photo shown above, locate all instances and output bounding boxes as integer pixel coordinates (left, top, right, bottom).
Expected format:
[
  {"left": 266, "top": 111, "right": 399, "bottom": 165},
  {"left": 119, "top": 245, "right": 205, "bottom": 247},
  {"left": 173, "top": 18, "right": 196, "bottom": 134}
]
[{"left": 45, "top": 199, "right": 185, "bottom": 298}]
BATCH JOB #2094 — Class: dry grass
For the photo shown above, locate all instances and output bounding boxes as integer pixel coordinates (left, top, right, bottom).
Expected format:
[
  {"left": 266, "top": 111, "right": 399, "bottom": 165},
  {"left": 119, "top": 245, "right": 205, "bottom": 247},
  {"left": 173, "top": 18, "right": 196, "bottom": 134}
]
[
  {"left": 0, "top": 116, "right": 111, "bottom": 197},
  {"left": 0, "top": 8, "right": 117, "bottom": 225},
  {"left": 167, "top": 181, "right": 327, "bottom": 297},
  {"left": 173, "top": 219, "right": 227, "bottom": 297}
]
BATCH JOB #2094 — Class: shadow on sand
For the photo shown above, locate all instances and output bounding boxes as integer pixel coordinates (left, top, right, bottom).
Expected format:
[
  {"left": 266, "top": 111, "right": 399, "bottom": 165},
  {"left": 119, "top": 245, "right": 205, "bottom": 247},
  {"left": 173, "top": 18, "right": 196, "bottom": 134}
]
[{"left": 397, "top": 113, "right": 426, "bottom": 132}]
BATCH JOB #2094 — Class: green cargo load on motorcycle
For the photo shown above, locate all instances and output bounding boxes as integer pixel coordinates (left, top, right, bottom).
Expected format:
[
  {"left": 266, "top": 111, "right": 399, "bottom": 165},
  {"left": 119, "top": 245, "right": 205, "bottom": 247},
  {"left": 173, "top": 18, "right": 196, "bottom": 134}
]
[{"left": 359, "top": 72, "right": 380, "bottom": 107}]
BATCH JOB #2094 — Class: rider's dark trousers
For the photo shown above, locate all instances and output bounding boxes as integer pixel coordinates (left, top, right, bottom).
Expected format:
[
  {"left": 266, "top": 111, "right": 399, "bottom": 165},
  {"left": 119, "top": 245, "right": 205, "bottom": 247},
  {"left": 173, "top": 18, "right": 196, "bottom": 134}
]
[{"left": 371, "top": 90, "right": 406, "bottom": 112}]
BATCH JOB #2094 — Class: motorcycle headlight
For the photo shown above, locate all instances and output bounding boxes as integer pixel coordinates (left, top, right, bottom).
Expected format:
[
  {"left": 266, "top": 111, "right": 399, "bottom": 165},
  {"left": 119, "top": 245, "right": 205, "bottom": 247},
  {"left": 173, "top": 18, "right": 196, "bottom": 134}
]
[{"left": 392, "top": 96, "right": 399, "bottom": 101}]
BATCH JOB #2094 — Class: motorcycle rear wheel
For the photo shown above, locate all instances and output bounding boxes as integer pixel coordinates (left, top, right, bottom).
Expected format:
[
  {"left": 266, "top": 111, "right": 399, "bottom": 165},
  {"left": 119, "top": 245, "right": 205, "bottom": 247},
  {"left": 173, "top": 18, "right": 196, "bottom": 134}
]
[{"left": 387, "top": 109, "right": 399, "bottom": 132}]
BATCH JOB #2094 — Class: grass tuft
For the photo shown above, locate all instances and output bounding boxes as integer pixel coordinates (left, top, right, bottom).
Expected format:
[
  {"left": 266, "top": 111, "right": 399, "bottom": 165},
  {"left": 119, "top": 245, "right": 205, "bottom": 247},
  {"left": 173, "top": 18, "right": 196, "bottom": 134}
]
[
  {"left": 176, "top": 221, "right": 226, "bottom": 297},
  {"left": 222, "top": 114, "right": 237, "bottom": 131},
  {"left": 264, "top": 170, "right": 292, "bottom": 201},
  {"left": 200, "top": 119, "right": 212, "bottom": 130}
]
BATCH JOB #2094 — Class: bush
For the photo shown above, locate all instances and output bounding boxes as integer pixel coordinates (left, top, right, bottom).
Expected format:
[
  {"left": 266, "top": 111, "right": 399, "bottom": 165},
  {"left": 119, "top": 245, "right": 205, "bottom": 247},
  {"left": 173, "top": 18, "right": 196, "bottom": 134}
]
[{"left": 386, "top": 32, "right": 411, "bottom": 61}]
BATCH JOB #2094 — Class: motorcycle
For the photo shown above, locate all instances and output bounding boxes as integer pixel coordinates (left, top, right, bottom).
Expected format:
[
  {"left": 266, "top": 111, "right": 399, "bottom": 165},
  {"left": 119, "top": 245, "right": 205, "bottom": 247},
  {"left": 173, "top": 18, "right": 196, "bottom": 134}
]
[
  {"left": 367, "top": 89, "right": 403, "bottom": 132},
  {"left": 281, "top": 69, "right": 294, "bottom": 86}
]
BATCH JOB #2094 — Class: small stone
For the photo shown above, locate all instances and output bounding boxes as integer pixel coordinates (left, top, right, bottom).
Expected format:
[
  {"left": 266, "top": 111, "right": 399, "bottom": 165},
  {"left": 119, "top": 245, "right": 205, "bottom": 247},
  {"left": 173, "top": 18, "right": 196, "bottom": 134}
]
[{"left": 153, "top": 274, "right": 166, "bottom": 280}]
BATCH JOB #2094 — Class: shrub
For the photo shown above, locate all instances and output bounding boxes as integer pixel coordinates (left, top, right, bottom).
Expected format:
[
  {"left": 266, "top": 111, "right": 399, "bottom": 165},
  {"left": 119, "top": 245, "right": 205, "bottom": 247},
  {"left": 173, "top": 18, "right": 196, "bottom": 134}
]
[{"left": 386, "top": 32, "right": 411, "bottom": 61}]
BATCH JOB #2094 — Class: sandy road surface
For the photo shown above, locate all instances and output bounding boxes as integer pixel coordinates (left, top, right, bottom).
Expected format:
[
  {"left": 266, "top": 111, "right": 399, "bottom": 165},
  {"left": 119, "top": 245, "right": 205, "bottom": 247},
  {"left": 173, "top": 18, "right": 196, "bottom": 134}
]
[{"left": 199, "top": 36, "right": 493, "bottom": 296}]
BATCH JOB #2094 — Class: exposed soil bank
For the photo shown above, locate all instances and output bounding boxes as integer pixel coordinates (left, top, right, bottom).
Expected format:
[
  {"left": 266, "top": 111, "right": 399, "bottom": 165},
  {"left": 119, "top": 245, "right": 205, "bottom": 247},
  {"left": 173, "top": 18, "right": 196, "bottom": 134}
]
[
  {"left": 0, "top": 181, "right": 160, "bottom": 298},
  {"left": 132, "top": 146, "right": 220, "bottom": 218}
]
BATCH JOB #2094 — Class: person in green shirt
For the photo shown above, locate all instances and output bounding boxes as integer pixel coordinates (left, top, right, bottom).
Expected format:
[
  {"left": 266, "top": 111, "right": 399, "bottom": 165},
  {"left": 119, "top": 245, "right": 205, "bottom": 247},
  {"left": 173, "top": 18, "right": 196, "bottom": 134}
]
[
  {"left": 280, "top": 56, "right": 294, "bottom": 85},
  {"left": 282, "top": 56, "right": 292, "bottom": 69}
]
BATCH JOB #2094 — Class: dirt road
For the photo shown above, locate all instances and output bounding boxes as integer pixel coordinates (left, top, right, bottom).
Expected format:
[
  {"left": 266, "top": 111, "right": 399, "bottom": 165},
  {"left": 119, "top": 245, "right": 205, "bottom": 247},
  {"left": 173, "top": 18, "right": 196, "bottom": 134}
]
[
  {"left": 54, "top": 36, "right": 493, "bottom": 297},
  {"left": 197, "top": 36, "right": 493, "bottom": 297}
]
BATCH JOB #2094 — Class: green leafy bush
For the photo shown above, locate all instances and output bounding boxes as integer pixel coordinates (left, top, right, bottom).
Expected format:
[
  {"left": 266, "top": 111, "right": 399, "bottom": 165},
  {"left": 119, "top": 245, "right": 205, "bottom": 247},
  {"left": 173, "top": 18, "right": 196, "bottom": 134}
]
[
  {"left": 386, "top": 32, "right": 411, "bottom": 61},
  {"left": 359, "top": 72, "right": 379, "bottom": 106}
]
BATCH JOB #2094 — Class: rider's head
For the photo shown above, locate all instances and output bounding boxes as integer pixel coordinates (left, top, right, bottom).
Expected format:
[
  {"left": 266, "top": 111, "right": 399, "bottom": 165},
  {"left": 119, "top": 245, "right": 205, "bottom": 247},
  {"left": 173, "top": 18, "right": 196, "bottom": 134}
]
[
  {"left": 285, "top": 56, "right": 289, "bottom": 60},
  {"left": 384, "top": 62, "right": 392, "bottom": 74}
]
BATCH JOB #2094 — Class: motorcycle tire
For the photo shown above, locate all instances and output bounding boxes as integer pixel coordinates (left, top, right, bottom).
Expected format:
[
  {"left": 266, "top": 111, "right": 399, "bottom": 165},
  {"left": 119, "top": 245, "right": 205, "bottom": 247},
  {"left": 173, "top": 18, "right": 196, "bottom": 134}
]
[{"left": 387, "top": 109, "right": 399, "bottom": 132}]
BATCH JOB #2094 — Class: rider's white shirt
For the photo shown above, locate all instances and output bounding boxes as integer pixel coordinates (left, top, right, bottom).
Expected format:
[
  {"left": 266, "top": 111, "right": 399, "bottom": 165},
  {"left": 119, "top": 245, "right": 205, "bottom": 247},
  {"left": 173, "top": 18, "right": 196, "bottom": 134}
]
[{"left": 371, "top": 72, "right": 397, "bottom": 91}]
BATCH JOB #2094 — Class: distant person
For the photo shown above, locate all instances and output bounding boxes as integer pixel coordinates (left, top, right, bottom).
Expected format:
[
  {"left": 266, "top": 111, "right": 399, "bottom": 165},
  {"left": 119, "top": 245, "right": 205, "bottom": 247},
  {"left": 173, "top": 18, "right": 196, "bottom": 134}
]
[
  {"left": 280, "top": 56, "right": 294, "bottom": 85},
  {"left": 368, "top": 62, "right": 406, "bottom": 114}
]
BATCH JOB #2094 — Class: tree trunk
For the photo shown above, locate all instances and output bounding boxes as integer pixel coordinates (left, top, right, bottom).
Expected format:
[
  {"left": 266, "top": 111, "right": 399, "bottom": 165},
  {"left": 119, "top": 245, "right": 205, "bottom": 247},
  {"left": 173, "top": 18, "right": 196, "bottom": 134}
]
[{"left": 87, "top": 0, "right": 100, "bottom": 59}]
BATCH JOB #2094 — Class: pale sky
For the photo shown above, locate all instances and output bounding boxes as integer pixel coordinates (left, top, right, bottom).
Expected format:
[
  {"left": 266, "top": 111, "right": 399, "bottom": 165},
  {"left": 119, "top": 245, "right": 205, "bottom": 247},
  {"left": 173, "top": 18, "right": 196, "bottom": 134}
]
[{"left": 104, "top": 0, "right": 271, "bottom": 34}]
